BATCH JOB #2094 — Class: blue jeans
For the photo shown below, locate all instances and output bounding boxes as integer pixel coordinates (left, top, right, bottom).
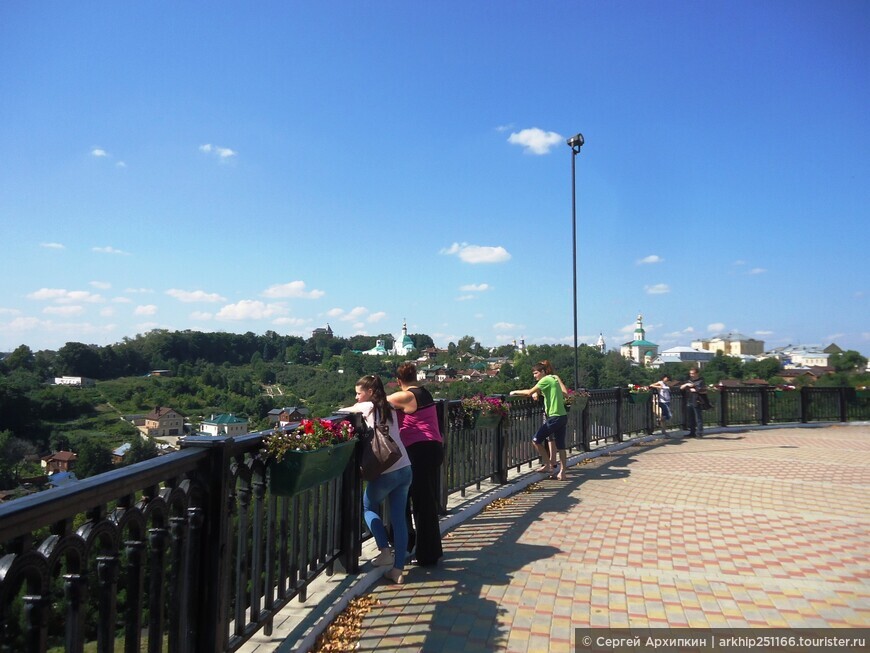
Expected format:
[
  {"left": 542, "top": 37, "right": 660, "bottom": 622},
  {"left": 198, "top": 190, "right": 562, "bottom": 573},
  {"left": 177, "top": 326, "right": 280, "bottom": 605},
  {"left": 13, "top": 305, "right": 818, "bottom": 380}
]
[
  {"left": 363, "top": 465, "right": 412, "bottom": 569},
  {"left": 688, "top": 403, "right": 704, "bottom": 435}
]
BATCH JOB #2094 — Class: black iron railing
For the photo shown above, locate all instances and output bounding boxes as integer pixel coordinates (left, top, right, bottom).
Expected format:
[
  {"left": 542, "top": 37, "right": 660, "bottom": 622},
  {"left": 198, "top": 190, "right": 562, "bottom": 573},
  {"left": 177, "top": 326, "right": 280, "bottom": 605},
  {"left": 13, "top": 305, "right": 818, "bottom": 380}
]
[{"left": 1, "top": 386, "right": 867, "bottom": 652}]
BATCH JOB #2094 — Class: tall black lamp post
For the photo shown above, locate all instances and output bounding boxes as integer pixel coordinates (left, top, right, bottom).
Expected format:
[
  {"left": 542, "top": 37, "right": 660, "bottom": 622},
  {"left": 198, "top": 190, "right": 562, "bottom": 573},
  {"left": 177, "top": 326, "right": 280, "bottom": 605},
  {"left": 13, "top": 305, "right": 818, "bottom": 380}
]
[{"left": 567, "top": 132, "right": 584, "bottom": 390}]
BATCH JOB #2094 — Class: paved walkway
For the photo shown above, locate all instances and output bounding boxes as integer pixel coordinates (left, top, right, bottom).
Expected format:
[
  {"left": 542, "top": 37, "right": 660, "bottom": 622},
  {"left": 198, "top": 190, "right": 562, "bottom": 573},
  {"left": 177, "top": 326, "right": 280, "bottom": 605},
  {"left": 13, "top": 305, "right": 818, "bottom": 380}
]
[{"left": 246, "top": 424, "right": 870, "bottom": 652}]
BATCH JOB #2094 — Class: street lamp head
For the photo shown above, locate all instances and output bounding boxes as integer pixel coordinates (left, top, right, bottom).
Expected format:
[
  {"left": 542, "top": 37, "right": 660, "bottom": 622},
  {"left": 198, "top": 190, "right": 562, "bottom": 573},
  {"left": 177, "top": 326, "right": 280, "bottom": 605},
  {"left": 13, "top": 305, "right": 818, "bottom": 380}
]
[{"left": 567, "top": 133, "right": 584, "bottom": 151}]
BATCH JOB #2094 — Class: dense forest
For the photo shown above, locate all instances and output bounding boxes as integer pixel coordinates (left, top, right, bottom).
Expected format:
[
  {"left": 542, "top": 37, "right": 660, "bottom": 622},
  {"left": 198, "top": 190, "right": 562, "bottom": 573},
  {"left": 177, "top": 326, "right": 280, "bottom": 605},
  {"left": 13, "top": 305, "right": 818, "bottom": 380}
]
[{"left": 1, "top": 328, "right": 867, "bottom": 489}]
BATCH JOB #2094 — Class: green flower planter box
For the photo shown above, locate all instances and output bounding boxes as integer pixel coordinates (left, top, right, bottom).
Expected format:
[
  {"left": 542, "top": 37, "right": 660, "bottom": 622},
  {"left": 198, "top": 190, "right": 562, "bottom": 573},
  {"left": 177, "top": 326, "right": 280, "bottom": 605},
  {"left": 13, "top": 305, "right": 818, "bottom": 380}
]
[
  {"left": 629, "top": 392, "right": 652, "bottom": 404},
  {"left": 268, "top": 439, "right": 356, "bottom": 497},
  {"left": 567, "top": 396, "right": 589, "bottom": 412},
  {"left": 471, "top": 411, "right": 503, "bottom": 430}
]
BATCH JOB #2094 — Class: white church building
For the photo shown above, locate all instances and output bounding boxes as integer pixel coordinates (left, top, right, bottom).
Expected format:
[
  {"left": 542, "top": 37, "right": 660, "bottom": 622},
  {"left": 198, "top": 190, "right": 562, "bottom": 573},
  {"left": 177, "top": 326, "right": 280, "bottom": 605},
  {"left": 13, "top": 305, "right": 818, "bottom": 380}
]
[{"left": 362, "top": 319, "right": 416, "bottom": 356}]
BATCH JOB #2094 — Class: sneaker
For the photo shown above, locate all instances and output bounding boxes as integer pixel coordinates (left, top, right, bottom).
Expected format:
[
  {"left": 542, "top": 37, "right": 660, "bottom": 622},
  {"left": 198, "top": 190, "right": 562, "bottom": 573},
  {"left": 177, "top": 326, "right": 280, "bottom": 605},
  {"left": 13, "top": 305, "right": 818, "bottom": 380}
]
[
  {"left": 371, "top": 548, "right": 394, "bottom": 567},
  {"left": 383, "top": 567, "right": 404, "bottom": 584}
]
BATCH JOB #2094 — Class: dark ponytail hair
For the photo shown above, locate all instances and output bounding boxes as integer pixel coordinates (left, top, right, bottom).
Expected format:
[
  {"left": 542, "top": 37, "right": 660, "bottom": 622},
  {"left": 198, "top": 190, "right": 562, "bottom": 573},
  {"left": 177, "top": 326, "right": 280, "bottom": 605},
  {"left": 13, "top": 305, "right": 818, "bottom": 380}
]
[{"left": 356, "top": 374, "right": 392, "bottom": 424}]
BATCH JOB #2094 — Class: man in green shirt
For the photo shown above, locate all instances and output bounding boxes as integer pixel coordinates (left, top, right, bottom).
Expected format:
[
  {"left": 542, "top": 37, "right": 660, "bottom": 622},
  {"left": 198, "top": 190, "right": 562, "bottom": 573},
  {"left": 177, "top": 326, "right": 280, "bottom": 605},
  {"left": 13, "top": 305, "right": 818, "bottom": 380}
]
[{"left": 510, "top": 362, "right": 570, "bottom": 479}]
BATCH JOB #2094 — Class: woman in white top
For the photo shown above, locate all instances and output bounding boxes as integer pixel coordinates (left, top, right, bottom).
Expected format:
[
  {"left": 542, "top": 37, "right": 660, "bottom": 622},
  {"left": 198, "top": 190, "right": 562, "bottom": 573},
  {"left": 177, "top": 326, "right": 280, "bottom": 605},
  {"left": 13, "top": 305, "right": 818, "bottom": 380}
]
[{"left": 341, "top": 375, "right": 412, "bottom": 584}]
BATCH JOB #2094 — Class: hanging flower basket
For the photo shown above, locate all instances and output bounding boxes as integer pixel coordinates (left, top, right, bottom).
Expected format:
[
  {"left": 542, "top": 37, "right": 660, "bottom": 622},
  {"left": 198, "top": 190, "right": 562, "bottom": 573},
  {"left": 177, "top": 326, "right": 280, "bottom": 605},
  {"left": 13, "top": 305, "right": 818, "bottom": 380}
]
[
  {"left": 264, "top": 418, "right": 357, "bottom": 497},
  {"left": 460, "top": 395, "right": 509, "bottom": 430},
  {"left": 628, "top": 392, "right": 652, "bottom": 404},
  {"left": 268, "top": 439, "right": 356, "bottom": 496},
  {"left": 471, "top": 411, "right": 503, "bottom": 430},
  {"left": 568, "top": 396, "right": 589, "bottom": 412}
]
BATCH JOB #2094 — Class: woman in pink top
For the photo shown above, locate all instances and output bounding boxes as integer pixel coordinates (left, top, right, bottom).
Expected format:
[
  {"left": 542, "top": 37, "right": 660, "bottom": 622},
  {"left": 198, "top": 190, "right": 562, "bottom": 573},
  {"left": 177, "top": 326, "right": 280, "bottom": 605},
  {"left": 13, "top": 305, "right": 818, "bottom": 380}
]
[{"left": 387, "top": 362, "right": 444, "bottom": 567}]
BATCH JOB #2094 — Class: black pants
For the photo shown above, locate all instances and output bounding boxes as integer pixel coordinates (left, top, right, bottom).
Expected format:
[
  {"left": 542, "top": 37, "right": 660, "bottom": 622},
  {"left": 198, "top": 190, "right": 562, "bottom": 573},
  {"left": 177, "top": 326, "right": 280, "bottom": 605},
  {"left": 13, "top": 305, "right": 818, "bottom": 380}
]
[{"left": 405, "top": 440, "right": 444, "bottom": 565}]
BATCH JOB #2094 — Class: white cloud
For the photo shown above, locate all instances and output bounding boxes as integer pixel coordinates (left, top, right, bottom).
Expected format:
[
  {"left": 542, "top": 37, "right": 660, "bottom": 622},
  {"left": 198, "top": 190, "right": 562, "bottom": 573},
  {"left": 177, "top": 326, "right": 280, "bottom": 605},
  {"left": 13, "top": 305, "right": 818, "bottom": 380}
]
[
  {"left": 116, "top": 161, "right": 127, "bottom": 168},
  {"left": 272, "top": 316, "right": 308, "bottom": 327},
  {"left": 27, "top": 288, "right": 103, "bottom": 304},
  {"left": 493, "top": 322, "right": 521, "bottom": 331},
  {"left": 100, "top": 307, "right": 115, "bottom": 317},
  {"left": 93, "top": 246, "right": 130, "bottom": 255},
  {"left": 748, "top": 267, "right": 767, "bottom": 275},
  {"left": 112, "top": 296, "right": 133, "bottom": 304},
  {"left": 344, "top": 307, "right": 368, "bottom": 321},
  {"left": 40, "top": 242, "right": 65, "bottom": 249},
  {"left": 755, "top": 330, "right": 774, "bottom": 336},
  {"left": 456, "top": 295, "right": 475, "bottom": 301},
  {"left": 507, "top": 128, "right": 562, "bottom": 155},
  {"left": 135, "top": 304, "right": 158, "bottom": 316},
  {"left": 707, "top": 322, "right": 726, "bottom": 333},
  {"left": 43, "top": 305, "right": 84, "bottom": 316},
  {"left": 0, "top": 308, "right": 21, "bottom": 316},
  {"left": 91, "top": 148, "right": 108, "bottom": 157},
  {"left": 90, "top": 281, "right": 111, "bottom": 290},
  {"left": 166, "top": 288, "right": 227, "bottom": 303},
  {"left": 440, "top": 242, "right": 511, "bottom": 264},
  {"left": 459, "top": 283, "right": 491, "bottom": 292},
  {"left": 215, "top": 300, "right": 284, "bottom": 321},
  {"left": 124, "top": 288, "right": 154, "bottom": 294},
  {"left": 28, "top": 288, "right": 69, "bottom": 301},
  {"left": 262, "top": 281, "right": 325, "bottom": 299},
  {"left": 190, "top": 311, "right": 213, "bottom": 321},
  {"left": 733, "top": 260, "right": 747, "bottom": 266},
  {"left": 637, "top": 255, "right": 664, "bottom": 265},
  {"left": 199, "top": 143, "right": 237, "bottom": 159},
  {"left": 326, "top": 306, "right": 371, "bottom": 322},
  {"left": 645, "top": 283, "right": 670, "bottom": 294},
  {"left": 367, "top": 312, "right": 387, "bottom": 323},
  {"left": 495, "top": 124, "right": 515, "bottom": 132}
]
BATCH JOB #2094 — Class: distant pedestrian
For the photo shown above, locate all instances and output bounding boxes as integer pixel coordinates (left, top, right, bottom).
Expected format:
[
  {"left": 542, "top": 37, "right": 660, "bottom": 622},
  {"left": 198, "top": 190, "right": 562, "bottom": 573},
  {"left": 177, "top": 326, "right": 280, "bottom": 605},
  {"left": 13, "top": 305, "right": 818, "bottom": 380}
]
[
  {"left": 680, "top": 368, "right": 706, "bottom": 438},
  {"left": 650, "top": 375, "right": 672, "bottom": 434},
  {"left": 340, "top": 375, "right": 412, "bottom": 584},
  {"left": 510, "top": 361, "right": 570, "bottom": 479},
  {"left": 387, "top": 363, "right": 444, "bottom": 567}
]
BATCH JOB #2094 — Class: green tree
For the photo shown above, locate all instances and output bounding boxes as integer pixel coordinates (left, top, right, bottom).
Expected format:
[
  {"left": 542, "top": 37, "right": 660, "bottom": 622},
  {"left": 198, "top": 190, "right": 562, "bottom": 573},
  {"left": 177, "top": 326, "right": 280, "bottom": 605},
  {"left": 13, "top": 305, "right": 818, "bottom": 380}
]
[
  {"left": 599, "top": 351, "right": 633, "bottom": 389},
  {"left": 55, "top": 342, "right": 103, "bottom": 379},
  {"left": 126, "top": 437, "right": 159, "bottom": 464},
  {"left": 830, "top": 350, "right": 868, "bottom": 373},
  {"left": 74, "top": 439, "right": 114, "bottom": 479},
  {"left": 3, "top": 345, "right": 35, "bottom": 372}
]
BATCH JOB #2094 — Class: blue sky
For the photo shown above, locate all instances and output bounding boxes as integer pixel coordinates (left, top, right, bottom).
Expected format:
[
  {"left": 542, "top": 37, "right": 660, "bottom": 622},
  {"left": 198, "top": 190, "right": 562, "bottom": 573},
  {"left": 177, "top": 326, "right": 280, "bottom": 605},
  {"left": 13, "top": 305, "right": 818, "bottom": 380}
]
[{"left": 1, "top": 1, "right": 868, "bottom": 356}]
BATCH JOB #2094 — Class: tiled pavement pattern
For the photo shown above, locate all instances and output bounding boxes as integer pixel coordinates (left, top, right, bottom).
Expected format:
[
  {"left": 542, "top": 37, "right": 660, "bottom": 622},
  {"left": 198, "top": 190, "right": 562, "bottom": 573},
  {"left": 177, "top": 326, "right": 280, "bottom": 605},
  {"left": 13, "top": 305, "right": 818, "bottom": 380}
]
[{"left": 354, "top": 425, "right": 870, "bottom": 652}]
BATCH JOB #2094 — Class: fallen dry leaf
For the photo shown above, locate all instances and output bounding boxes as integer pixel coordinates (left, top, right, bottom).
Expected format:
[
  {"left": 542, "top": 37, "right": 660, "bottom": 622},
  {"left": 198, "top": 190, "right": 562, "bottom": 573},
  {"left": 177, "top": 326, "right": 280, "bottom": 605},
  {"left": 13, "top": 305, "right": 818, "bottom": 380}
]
[{"left": 312, "top": 594, "right": 380, "bottom": 652}]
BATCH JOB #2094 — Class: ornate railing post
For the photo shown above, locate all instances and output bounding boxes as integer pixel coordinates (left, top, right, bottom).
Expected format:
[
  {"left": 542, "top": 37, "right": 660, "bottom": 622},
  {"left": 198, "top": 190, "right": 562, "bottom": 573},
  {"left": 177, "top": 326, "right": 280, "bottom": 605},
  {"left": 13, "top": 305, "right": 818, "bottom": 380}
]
[
  {"left": 800, "top": 386, "right": 811, "bottom": 423},
  {"left": 96, "top": 556, "right": 119, "bottom": 653},
  {"left": 340, "top": 413, "right": 365, "bottom": 574},
  {"left": 123, "top": 540, "right": 146, "bottom": 653},
  {"left": 63, "top": 574, "right": 86, "bottom": 653},
  {"left": 436, "top": 400, "right": 449, "bottom": 515},
  {"left": 719, "top": 388, "right": 729, "bottom": 427},
  {"left": 615, "top": 389, "right": 625, "bottom": 442},
  {"left": 760, "top": 387, "right": 771, "bottom": 425},
  {"left": 180, "top": 437, "right": 235, "bottom": 653},
  {"left": 22, "top": 594, "right": 48, "bottom": 653}
]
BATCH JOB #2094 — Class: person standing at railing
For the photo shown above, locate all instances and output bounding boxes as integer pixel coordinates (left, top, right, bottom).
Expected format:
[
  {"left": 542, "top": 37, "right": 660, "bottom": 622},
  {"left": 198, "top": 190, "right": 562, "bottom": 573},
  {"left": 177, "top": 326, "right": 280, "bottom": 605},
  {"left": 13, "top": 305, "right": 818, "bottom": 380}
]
[
  {"left": 387, "top": 362, "right": 444, "bottom": 567},
  {"left": 510, "top": 361, "right": 569, "bottom": 480},
  {"left": 340, "top": 375, "right": 412, "bottom": 584},
  {"left": 680, "top": 367, "right": 706, "bottom": 438},
  {"left": 650, "top": 375, "right": 673, "bottom": 435}
]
